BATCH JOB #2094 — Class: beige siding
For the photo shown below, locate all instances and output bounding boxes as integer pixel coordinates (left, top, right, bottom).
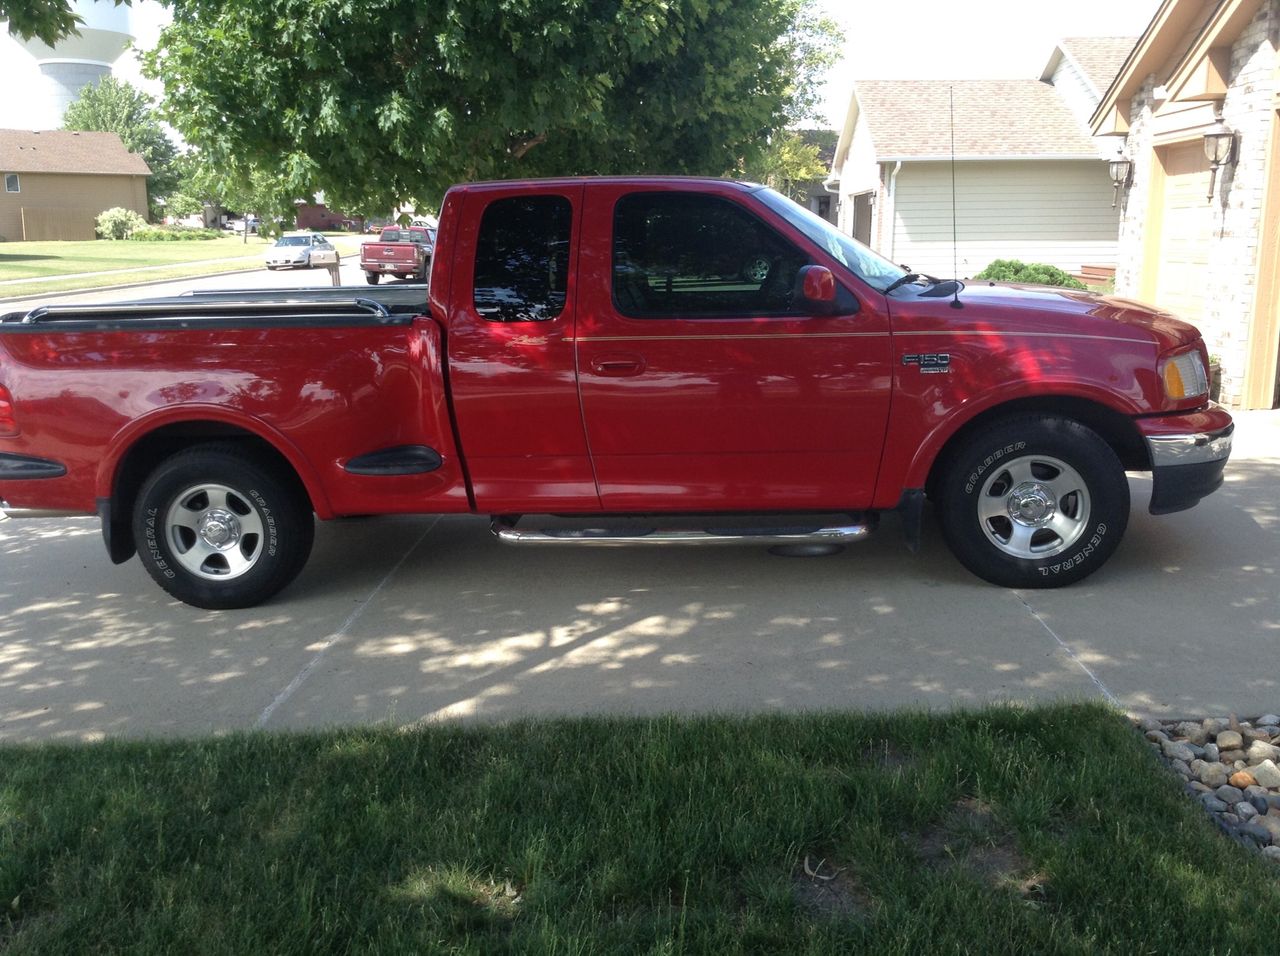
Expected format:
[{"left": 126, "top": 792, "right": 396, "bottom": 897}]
[
  {"left": 0, "top": 172, "right": 148, "bottom": 240},
  {"left": 889, "top": 161, "right": 1120, "bottom": 279}
]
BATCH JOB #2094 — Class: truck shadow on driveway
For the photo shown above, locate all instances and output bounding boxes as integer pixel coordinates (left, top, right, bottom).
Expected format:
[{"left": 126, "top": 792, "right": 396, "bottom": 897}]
[{"left": 1, "top": 456, "right": 1276, "bottom": 741}]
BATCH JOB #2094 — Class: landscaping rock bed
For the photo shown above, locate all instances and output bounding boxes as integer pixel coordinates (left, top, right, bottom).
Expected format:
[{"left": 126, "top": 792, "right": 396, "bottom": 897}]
[{"left": 1139, "top": 713, "right": 1280, "bottom": 864}]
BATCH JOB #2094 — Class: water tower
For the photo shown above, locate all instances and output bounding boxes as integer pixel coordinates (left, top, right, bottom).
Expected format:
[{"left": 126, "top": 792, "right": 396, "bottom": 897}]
[{"left": 13, "top": 0, "right": 135, "bottom": 126}]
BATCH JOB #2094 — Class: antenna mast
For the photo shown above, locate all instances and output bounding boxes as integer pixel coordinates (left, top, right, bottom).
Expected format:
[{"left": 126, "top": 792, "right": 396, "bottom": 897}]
[{"left": 949, "top": 86, "right": 963, "bottom": 309}]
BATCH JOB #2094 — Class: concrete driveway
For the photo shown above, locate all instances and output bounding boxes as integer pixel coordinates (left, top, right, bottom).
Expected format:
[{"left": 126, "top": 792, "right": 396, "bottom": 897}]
[{"left": 2, "top": 411, "right": 1277, "bottom": 742}]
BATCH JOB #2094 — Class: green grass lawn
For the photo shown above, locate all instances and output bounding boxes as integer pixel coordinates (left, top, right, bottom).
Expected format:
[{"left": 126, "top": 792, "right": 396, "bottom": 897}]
[
  {"left": 0, "top": 236, "right": 272, "bottom": 281},
  {"left": 2, "top": 703, "right": 1275, "bottom": 955},
  {"left": 0, "top": 234, "right": 366, "bottom": 300}
]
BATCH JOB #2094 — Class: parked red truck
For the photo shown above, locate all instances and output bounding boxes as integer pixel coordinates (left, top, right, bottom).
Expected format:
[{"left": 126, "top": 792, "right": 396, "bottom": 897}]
[
  {"left": 0, "top": 178, "right": 1233, "bottom": 608},
  {"left": 359, "top": 225, "right": 434, "bottom": 284}
]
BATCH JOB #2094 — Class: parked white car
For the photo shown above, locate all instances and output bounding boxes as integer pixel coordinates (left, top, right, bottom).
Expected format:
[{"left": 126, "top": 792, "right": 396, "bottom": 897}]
[{"left": 264, "top": 233, "right": 337, "bottom": 270}]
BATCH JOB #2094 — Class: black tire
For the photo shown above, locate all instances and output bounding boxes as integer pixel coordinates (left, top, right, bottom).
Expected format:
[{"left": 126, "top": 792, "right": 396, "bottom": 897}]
[
  {"left": 365, "top": 272, "right": 380, "bottom": 285},
  {"left": 935, "top": 417, "right": 1128, "bottom": 588},
  {"left": 132, "top": 444, "right": 314, "bottom": 609}
]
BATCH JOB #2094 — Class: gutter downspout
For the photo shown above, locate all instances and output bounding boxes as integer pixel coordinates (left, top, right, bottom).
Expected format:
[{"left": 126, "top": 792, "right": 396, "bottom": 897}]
[{"left": 886, "top": 161, "right": 902, "bottom": 262}]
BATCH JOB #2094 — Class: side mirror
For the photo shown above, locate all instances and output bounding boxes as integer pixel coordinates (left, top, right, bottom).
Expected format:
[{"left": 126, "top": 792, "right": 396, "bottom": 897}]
[
  {"left": 797, "top": 264, "right": 854, "bottom": 316},
  {"left": 800, "top": 265, "right": 836, "bottom": 303}
]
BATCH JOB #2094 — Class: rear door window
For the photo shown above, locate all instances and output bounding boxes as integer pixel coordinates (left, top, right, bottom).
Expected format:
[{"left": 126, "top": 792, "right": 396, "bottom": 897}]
[{"left": 473, "top": 195, "right": 572, "bottom": 322}]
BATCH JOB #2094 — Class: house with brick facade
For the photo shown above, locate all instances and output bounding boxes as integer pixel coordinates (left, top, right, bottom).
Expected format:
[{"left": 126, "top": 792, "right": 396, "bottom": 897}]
[
  {"left": 0, "top": 129, "right": 150, "bottom": 241},
  {"left": 1093, "top": 0, "right": 1280, "bottom": 409},
  {"left": 826, "top": 38, "right": 1132, "bottom": 283}
]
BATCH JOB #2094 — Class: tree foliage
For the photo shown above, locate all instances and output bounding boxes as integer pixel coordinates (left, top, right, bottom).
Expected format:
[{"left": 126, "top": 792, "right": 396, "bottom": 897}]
[
  {"left": 174, "top": 152, "right": 298, "bottom": 237},
  {"left": 146, "top": 0, "right": 837, "bottom": 214},
  {"left": 0, "top": 0, "right": 131, "bottom": 47},
  {"left": 62, "top": 77, "right": 180, "bottom": 214},
  {"left": 739, "top": 129, "right": 832, "bottom": 201}
]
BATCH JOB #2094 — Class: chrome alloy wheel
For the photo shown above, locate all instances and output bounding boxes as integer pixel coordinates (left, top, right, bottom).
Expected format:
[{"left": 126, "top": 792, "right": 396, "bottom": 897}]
[
  {"left": 165, "top": 483, "right": 266, "bottom": 580},
  {"left": 976, "top": 454, "right": 1091, "bottom": 560}
]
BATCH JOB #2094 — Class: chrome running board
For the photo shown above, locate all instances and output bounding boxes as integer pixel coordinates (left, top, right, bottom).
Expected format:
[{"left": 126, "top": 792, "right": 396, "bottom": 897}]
[{"left": 491, "top": 513, "right": 876, "bottom": 547}]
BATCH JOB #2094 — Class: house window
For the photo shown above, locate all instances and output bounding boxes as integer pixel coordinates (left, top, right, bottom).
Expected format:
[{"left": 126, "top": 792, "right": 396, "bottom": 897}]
[
  {"left": 612, "top": 192, "right": 810, "bottom": 318},
  {"left": 4, "top": 174, "right": 18, "bottom": 194},
  {"left": 473, "top": 195, "right": 572, "bottom": 322}
]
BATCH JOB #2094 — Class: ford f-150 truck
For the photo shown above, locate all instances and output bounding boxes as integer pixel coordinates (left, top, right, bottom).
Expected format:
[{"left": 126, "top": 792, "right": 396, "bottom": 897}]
[
  {"left": 0, "top": 177, "right": 1233, "bottom": 609},
  {"left": 360, "top": 225, "right": 434, "bottom": 284}
]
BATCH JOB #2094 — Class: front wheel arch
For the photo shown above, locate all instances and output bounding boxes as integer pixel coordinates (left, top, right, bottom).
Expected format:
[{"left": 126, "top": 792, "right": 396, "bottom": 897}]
[
  {"left": 934, "top": 415, "right": 1130, "bottom": 588},
  {"left": 923, "top": 396, "right": 1148, "bottom": 502}
]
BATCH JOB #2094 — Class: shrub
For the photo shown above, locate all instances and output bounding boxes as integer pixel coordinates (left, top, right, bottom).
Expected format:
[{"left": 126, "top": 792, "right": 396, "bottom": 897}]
[
  {"left": 129, "top": 226, "right": 221, "bottom": 241},
  {"left": 974, "top": 259, "right": 1088, "bottom": 290},
  {"left": 95, "top": 207, "right": 147, "bottom": 240}
]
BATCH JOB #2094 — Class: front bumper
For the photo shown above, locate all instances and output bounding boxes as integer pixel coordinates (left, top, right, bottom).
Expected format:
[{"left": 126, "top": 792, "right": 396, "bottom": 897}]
[{"left": 1141, "top": 407, "right": 1234, "bottom": 515}]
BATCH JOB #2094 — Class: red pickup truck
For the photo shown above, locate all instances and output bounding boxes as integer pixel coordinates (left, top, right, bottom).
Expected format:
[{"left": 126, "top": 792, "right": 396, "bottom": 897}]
[
  {"left": 360, "top": 225, "right": 434, "bottom": 284},
  {"left": 0, "top": 177, "right": 1233, "bottom": 608}
]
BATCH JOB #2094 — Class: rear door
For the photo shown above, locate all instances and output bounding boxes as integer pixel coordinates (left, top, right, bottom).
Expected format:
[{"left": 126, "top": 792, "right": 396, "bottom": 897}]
[
  {"left": 575, "top": 183, "right": 893, "bottom": 512},
  {"left": 444, "top": 184, "right": 599, "bottom": 512}
]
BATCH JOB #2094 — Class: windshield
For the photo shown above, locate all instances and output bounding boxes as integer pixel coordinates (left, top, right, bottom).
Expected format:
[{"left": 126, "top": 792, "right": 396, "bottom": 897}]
[
  {"left": 276, "top": 236, "right": 309, "bottom": 247},
  {"left": 752, "top": 187, "right": 908, "bottom": 292}
]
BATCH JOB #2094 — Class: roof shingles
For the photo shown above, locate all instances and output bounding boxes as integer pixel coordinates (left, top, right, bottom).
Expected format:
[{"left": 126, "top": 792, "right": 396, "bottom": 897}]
[
  {"left": 0, "top": 129, "right": 151, "bottom": 176},
  {"left": 854, "top": 80, "right": 1100, "bottom": 160},
  {"left": 1058, "top": 36, "right": 1139, "bottom": 99}
]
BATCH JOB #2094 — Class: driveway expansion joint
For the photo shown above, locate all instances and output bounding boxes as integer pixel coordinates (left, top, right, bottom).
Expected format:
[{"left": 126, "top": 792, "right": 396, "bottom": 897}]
[{"left": 254, "top": 517, "right": 439, "bottom": 728}]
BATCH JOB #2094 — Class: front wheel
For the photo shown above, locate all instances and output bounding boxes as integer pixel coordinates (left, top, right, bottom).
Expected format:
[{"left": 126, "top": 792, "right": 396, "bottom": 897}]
[
  {"left": 935, "top": 417, "right": 1129, "bottom": 588},
  {"left": 132, "top": 444, "right": 314, "bottom": 609}
]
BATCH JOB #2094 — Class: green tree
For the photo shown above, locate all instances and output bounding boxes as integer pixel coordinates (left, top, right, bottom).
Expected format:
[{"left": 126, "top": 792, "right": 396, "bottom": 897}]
[
  {"left": 145, "top": 0, "right": 837, "bottom": 214},
  {"left": 63, "top": 76, "right": 179, "bottom": 217},
  {"left": 177, "top": 153, "right": 299, "bottom": 239},
  {"left": 0, "top": 0, "right": 131, "bottom": 46},
  {"left": 739, "top": 129, "right": 831, "bottom": 201}
]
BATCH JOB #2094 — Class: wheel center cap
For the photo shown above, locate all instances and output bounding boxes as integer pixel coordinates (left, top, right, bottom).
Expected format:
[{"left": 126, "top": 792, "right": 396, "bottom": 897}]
[
  {"left": 198, "top": 509, "right": 242, "bottom": 549},
  {"left": 1007, "top": 482, "right": 1056, "bottom": 525}
]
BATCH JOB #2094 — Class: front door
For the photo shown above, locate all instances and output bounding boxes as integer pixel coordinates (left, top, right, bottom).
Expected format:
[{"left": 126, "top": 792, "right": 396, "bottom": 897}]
[{"left": 575, "top": 184, "right": 893, "bottom": 512}]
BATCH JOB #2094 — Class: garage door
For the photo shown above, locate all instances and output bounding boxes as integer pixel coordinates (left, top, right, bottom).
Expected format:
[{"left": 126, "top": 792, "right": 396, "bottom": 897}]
[{"left": 1153, "top": 143, "right": 1213, "bottom": 325}]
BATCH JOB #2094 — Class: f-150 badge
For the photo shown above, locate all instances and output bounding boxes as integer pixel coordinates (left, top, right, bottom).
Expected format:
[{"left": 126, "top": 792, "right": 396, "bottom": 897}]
[{"left": 902, "top": 353, "right": 951, "bottom": 373}]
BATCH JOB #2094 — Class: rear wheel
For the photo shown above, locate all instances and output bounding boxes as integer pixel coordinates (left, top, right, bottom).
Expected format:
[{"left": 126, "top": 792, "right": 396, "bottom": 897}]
[
  {"left": 132, "top": 444, "right": 314, "bottom": 609},
  {"left": 935, "top": 417, "right": 1128, "bottom": 588},
  {"left": 365, "top": 272, "right": 380, "bottom": 285}
]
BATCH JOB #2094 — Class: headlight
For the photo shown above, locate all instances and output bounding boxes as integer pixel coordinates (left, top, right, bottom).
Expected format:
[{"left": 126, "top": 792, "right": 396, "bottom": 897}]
[{"left": 1160, "top": 349, "right": 1209, "bottom": 401}]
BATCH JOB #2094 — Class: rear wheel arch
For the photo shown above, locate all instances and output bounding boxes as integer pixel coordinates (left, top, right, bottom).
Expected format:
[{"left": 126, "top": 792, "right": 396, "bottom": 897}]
[
  {"left": 132, "top": 442, "right": 315, "bottom": 608},
  {"left": 102, "top": 421, "right": 321, "bottom": 563}
]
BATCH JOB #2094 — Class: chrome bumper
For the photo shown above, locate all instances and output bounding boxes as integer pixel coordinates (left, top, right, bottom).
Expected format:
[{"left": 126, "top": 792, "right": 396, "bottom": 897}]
[
  {"left": 1145, "top": 422, "right": 1233, "bottom": 516},
  {"left": 1146, "top": 423, "right": 1234, "bottom": 467}
]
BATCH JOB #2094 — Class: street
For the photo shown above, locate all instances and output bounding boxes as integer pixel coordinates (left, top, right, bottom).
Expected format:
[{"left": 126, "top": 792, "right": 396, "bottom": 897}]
[{"left": 0, "top": 253, "right": 414, "bottom": 311}]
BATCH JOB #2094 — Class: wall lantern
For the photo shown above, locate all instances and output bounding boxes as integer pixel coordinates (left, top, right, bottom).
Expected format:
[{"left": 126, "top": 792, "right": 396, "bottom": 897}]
[
  {"left": 1108, "top": 154, "right": 1132, "bottom": 208},
  {"left": 1203, "top": 110, "right": 1236, "bottom": 202}
]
